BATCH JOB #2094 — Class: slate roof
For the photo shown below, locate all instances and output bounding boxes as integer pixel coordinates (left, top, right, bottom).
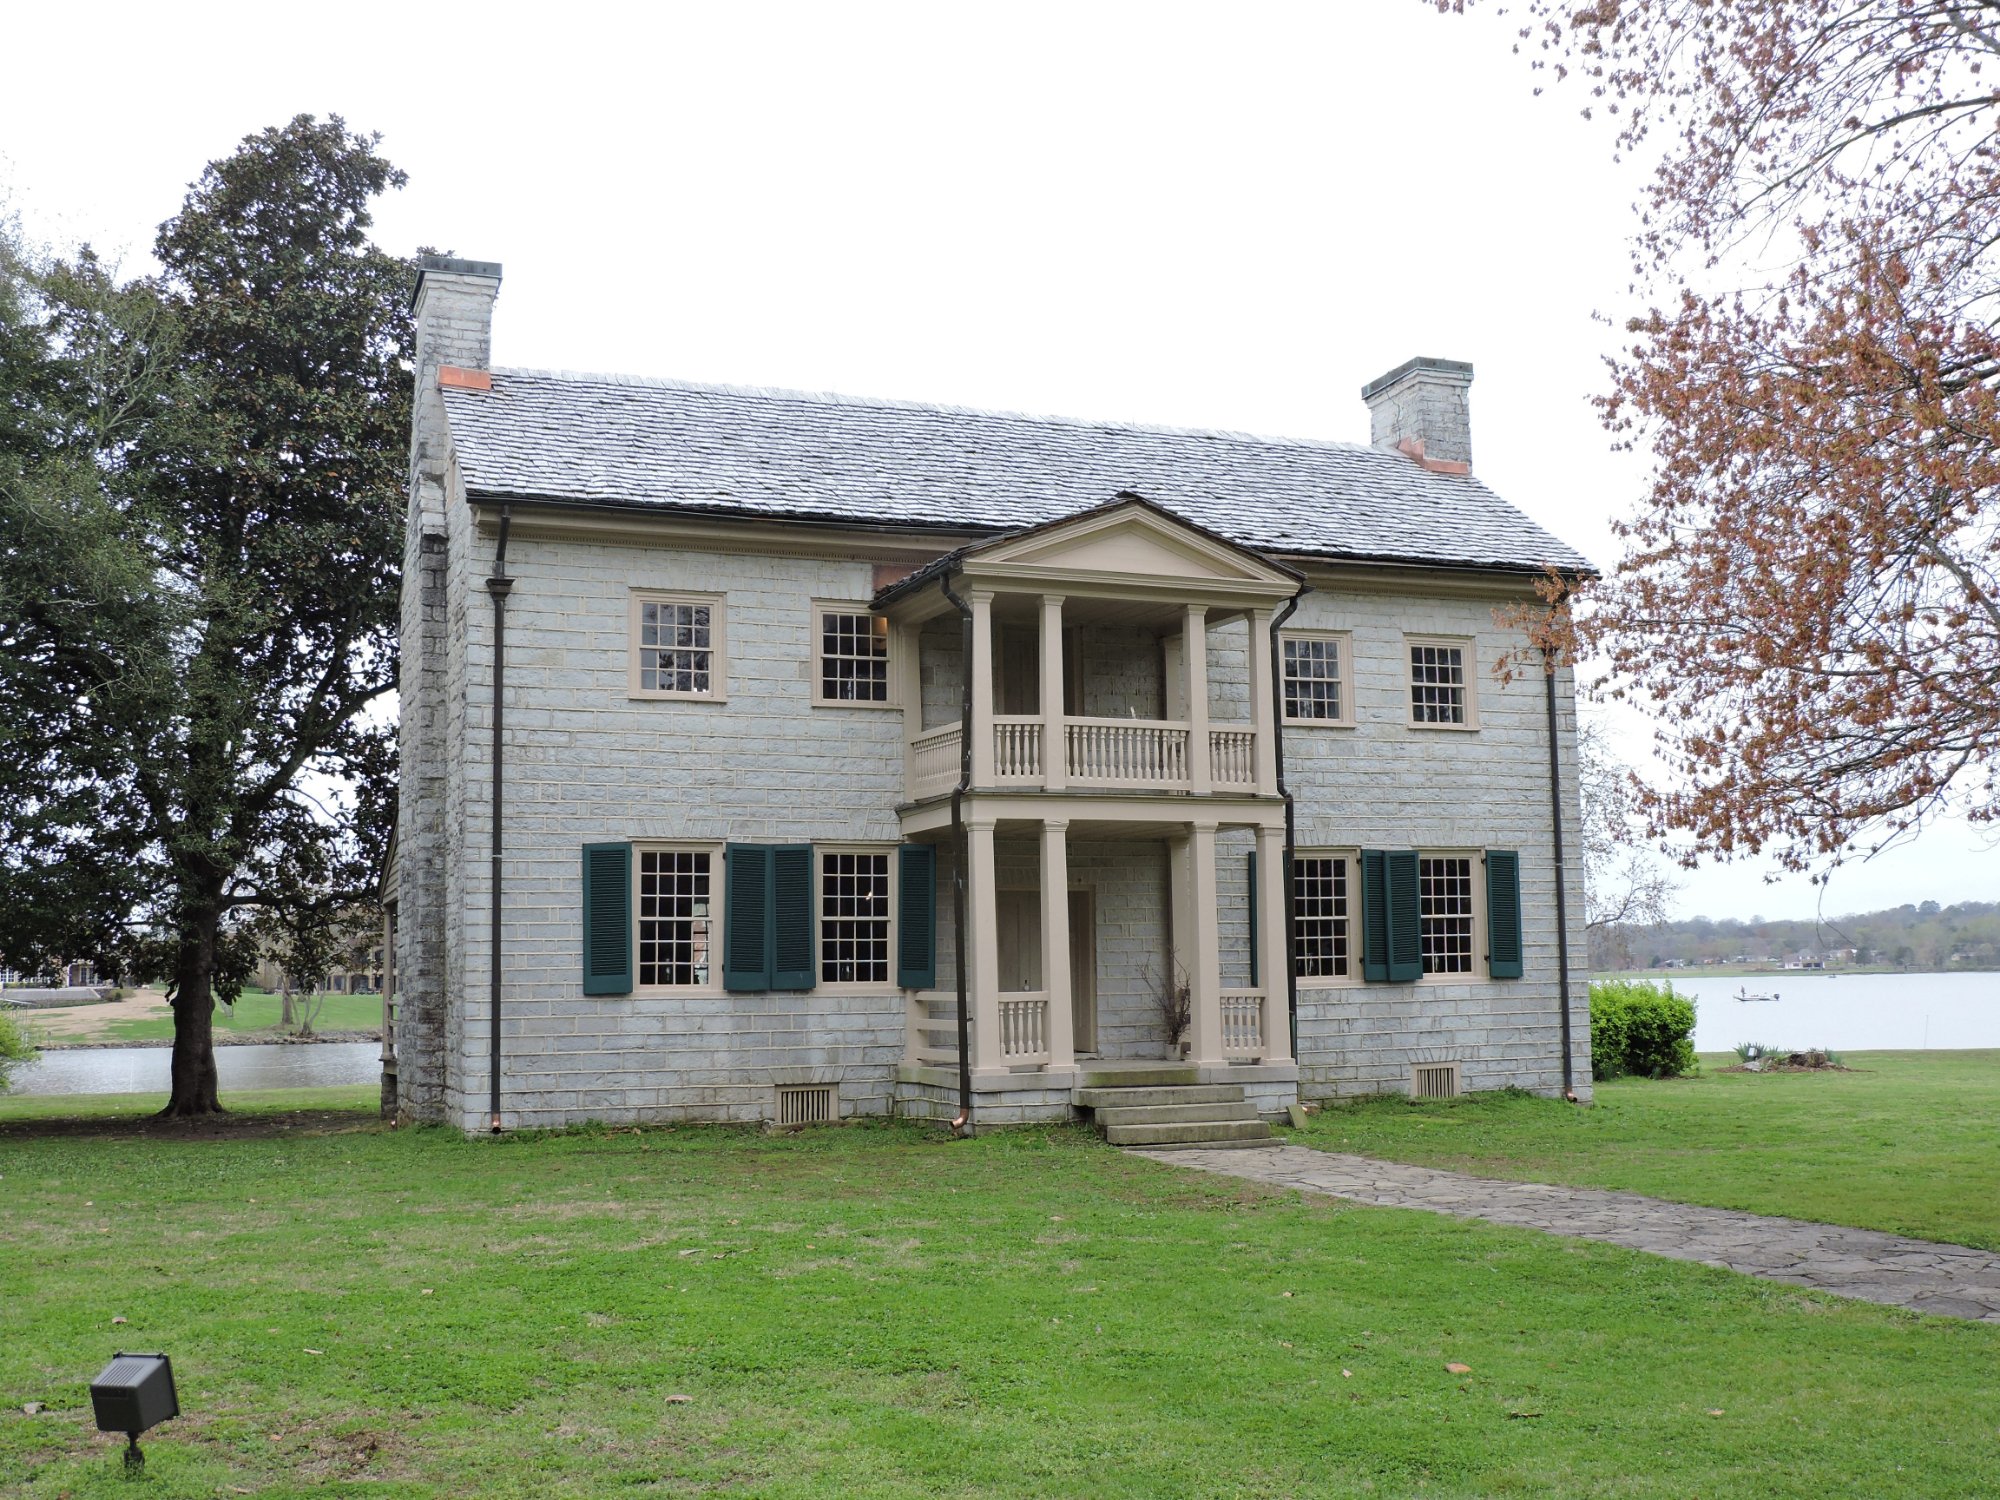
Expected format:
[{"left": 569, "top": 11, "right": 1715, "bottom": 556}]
[{"left": 441, "top": 368, "right": 1594, "bottom": 575}]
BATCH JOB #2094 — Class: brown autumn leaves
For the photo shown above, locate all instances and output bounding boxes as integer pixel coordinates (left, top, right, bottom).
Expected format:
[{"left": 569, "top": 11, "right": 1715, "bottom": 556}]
[{"left": 1455, "top": 0, "right": 2000, "bottom": 874}]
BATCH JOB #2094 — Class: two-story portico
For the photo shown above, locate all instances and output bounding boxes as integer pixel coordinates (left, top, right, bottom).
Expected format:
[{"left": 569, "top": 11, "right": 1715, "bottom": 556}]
[{"left": 874, "top": 496, "right": 1303, "bottom": 1119}]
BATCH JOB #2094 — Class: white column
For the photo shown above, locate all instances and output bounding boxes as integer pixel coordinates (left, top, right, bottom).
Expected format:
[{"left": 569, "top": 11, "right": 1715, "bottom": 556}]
[
  {"left": 969, "top": 590, "right": 996, "bottom": 787},
  {"left": 967, "top": 819, "right": 1003, "bottom": 1077},
  {"left": 1040, "top": 818, "right": 1074, "bottom": 1072},
  {"left": 1248, "top": 607, "right": 1278, "bottom": 796},
  {"left": 1187, "top": 819, "right": 1225, "bottom": 1066},
  {"left": 1183, "top": 604, "right": 1212, "bottom": 794},
  {"left": 1040, "top": 594, "right": 1066, "bottom": 791},
  {"left": 1256, "top": 822, "right": 1293, "bottom": 1063}
]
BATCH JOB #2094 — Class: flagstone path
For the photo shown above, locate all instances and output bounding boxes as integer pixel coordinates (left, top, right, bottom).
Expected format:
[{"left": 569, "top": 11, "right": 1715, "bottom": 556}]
[{"left": 1132, "top": 1144, "right": 2000, "bottom": 1322}]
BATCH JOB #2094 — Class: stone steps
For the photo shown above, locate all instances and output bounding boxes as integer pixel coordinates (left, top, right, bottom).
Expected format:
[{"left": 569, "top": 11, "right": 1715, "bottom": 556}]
[
  {"left": 1102, "top": 1118, "right": 1275, "bottom": 1147},
  {"left": 1074, "top": 1064, "right": 1202, "bottom": 1090},
  {"left": 1073, "top": 1084, "right": 1243, "bottom": 1110},
  {"left": 1078, "top": 1079, "right": 1275, "bottom": 1149}
]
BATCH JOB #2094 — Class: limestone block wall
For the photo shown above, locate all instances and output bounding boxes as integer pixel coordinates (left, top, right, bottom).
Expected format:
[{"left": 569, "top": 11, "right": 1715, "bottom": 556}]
[
  {"left": 440, "top": 518, "right": 932, "bottom": 1132},
  {"left": 1279, "top": 577, "right": 1591, "bottom": 1101}
]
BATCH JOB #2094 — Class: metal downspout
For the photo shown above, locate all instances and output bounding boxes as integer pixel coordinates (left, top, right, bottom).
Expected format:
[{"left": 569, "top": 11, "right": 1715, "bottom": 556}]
[
  {"left": 1268, "top": 587, "right": 1308, "bottom": 1059},
  {"left": 485, "top": 506, "right": 513, "bottom": 1132},
  {"left": 1544, "top": 643, "right": 1578, "bottom": 1100},
  {"left": 939, "top": 574, "right": 975, "bottom": 1134}
]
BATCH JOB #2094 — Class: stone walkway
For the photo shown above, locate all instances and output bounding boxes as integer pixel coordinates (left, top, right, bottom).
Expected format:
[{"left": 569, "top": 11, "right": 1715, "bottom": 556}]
[{"left": 1132, "top": 1145, "right": 2000, "bottom": 1322}]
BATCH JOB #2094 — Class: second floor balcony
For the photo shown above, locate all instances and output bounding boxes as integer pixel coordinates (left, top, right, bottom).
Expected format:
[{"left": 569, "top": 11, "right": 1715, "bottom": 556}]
[{"left": 875, "top": 494, "right": 1302, "bottom": 804}]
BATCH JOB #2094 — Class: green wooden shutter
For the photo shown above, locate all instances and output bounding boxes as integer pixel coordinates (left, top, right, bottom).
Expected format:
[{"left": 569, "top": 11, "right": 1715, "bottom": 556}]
[
  {"left": 1386, "top": 850, "right": 1423, "bottom": 983},
  {"left": 724, "top": 844, "right": 772, "bottom": 991},
  {"left": 581, "top": 842, "right": 633, "bottom": 995},
  {"left": 1360, "top": 849, "right": 1390, "bottom": 982},
  {"left": 1486, "top": 849, "right": 1524, "bottom": 979},
  {"left": 1246, "top": 850, "right": 1260, "bottom": 989},
  {"left": 898, "top": 844, "right": 938, "bottom": 989},
  {"left": 771, "top": 845, "right": 817, "bottom": 991}
]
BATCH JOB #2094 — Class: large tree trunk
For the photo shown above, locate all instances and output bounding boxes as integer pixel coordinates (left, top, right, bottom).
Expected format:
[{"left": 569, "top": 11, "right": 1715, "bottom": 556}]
[{"left": 161, "top": 903, "right": 225, "bottom": 1117}]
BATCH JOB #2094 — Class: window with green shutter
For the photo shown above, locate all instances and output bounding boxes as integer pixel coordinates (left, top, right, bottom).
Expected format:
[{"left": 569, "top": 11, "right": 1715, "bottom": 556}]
[
  {"left": 1385, "top": 850, "right": 1423, "bottom": 982},
  {"left": 723, "top": 844, "right": 772, "bottom": 991},
  {"left": 771, "top": 845, "right": 816, "bottom": 990},
  {"left": 1246, "top": 849, "right": 1260, "bottom": 989},
  {"left": 581, "top": 842, "right": 633, "bottom": 995},
  {"left": 898, "top": 844, "right": 938, "bottom": 989},
  {"left": 1360, "top": 849, "right": 1390, "bottom": 982},
  {"left": 1360, "top": 849, "right": 1423, "bottom": 983},
  {"left": 723, "top": 843, "right": 817, "bottom": 992},
  {"left": 1485, "top": 849, "right": 1524, "bottom": 979}
]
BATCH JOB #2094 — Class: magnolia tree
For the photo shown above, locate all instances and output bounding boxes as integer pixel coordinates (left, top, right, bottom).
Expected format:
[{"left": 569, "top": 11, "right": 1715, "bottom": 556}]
[
  {"left": 1451, "top": 1, "right": 2000, "bottom": 875},
  {"left": 0, "top": 118, "right": 409, "bottom": 1114}
]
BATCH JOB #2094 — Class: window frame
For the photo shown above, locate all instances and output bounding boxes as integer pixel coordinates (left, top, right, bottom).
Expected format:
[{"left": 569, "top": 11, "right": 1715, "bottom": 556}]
[
  {"left": 1416, "top": 847, "right": 1483, "bottom": 982},
  {"left": 810, "top": 600, "right": 898, "bottom": 710},
  {"left": 816, "top": 843, "right": 900, "bottom": 992},
  {"left": 628, "top": 589, "right": 728, "bottom": 702},
  {"left": 1405, "top": 634, "right": 1478, "bottom": 730},
  {"left": 632, "top": 841, "right": 725, "bottom": 995},
  {"left": 1292, "top": 846, "right": 1361, "bottom": 988},
  {"left": 1279, "top": 630, "right": 1357, "bottom": 728}
]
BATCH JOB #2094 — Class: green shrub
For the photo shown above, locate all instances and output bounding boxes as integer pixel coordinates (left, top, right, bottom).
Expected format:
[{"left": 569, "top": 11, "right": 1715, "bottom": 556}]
[
  {"left": 0, "top": 1008, "right": 35, "bottom": 1093},
  {"left": 1589, "top": 979, "right": 1696, "bottom": 1081}
]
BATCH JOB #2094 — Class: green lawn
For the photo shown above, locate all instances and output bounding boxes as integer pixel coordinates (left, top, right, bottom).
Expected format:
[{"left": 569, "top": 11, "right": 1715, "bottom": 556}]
[
  {"left": 3, "top": 1104, "right": 1997, "bottom": 1497},
  {"left": 1290, "top": 1050, "right": 2000, "bottom": 1250},
  {"left": 98, "top": 990, "right": 383, "bottom": 1043}
]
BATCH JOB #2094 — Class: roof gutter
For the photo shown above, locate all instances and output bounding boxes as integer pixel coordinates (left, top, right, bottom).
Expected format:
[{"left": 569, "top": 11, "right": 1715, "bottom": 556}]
[
  {"left": 1544, "top": 634, "right": 1580, "bottom": 1103},
  {"left": 938, "top": 571, "right": 975, "bottom": 1136}
]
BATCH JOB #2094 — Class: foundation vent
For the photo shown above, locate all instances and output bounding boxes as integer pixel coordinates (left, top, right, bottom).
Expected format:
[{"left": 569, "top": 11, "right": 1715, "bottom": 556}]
[
  {"left": 774, "top": 1084, "right": 837, "bottom": 1127},
  {"left": 1411, "top": 1063, "right": 1461, "bottom": 1101}
]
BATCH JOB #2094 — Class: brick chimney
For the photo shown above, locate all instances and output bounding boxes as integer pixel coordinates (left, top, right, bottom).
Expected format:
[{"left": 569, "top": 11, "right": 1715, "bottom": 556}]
[
  {"left": 411, "top": 255, "right": 503, "bottom": 382},
  {"left": 1361, "top": 356, "right": 1474, "bottom": 473}
]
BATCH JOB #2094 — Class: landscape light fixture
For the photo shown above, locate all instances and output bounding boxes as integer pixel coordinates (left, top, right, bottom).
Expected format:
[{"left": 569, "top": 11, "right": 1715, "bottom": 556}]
[{"left": 89, "top": 1352, "right": 179, "bottom": 1470}]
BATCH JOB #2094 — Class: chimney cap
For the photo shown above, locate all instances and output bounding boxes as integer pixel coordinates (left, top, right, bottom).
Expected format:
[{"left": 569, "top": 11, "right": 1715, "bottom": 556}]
[
  {"left": 1361, "top": 356, "right": 1473, "bottom": 402},
  {"left": 417, "top": 254, "right": 503, "bottom": 279}
]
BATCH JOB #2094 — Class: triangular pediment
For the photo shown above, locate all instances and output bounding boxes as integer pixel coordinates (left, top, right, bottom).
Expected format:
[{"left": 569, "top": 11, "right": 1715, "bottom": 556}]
[{"left": 969, "top": 496, "right": 1297, "bottom": 589}]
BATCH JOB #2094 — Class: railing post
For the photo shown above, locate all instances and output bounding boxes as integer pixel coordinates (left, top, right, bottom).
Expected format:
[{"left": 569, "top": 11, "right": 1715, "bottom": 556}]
[
  {"left": 1256, "top": 821, "right": 1292, "bottom": 1062},
  {"left": 1248, "top": 607, "right": 1278, "bottom": 796},
  {"left": 1040, "top": 594, "right": 1065, "bottom": 791},
  {"left": 1184, "top": 604, "right": 1212, "bottom": 794},
  {"left": 968, "top": 818, "right": 1004, "bottom": 1078},
  {"left": 1187, "top": 819, "right": 1225, "bottom": 1066},
  {"left": 1041, "top": 817, "right": 1074, "bottom": 1072},
  {"left": 969, "top": 591, "right": 996, "bottom": 787}
]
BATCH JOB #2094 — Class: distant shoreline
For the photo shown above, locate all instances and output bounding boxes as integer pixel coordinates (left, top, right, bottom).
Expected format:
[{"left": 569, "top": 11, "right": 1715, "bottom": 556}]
[{"left": 1598, "top": 966, "right": 1996, "bottom": 981}]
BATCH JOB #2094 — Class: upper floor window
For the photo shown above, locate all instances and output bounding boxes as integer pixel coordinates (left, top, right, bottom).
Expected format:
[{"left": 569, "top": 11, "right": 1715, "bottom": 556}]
[
  {"left": 631, "top": 591, "right": 726, "bottom": 700},
  {"left": 1407, "top": 637, "right": 1475, "bottom": 728},
  {"left": 1281, "top": 632, "right": 1354, "bottom": 725},
  {"left": 814, "top": 604, "right": 893, "bottom": 707},
  {"left": 637, "top": 846, "right": 717, "bottom": 988}
]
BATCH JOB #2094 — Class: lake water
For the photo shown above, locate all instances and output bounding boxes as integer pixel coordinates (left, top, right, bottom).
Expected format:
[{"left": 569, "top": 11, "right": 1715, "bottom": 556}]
[
  {"left": 1669, "top": 971, "right": 2000, "bottom": 1053},
  {"left": 8, "top": 1041, "right": 380, "bottom": 1097}
]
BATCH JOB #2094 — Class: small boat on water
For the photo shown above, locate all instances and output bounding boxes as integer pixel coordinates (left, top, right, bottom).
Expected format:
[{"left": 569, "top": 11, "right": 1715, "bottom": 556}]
[{"left": 1736, "top": 987, "right": 1780, "bottom": 1003}]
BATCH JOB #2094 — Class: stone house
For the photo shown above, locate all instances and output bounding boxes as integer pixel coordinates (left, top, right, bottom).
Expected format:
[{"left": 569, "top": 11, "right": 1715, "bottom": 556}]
[{"left": 388, "top": 255, "right": 1594, "bottom": 1137}]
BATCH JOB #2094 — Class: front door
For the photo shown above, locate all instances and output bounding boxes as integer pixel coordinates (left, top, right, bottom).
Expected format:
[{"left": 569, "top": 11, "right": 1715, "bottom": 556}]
[
  {"left": 996, "top": 890, "right": 1041, "bottom": 992},
  {"left": 1069, "top": 889, "right": 1097, "bottom": 1055}
]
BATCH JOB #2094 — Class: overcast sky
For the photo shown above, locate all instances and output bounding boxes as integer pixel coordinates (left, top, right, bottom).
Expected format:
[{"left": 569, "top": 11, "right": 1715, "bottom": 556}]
[{"left": 4, "top": 0, "right": 1992, "bottom": 924}]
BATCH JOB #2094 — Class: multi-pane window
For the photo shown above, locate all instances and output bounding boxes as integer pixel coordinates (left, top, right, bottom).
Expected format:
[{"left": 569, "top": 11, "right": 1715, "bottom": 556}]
[
  {"left": 1293, "top": 856, "right": 1350, "bottom": 979},
  {"left": 821, "top": 851, "right": 891, "bottom": 984},
  {"left": 1282, "top": 635, "right": 1347, "bottom": 722},
  {"left": 638, "top": 850, "right": 713, "bottom": 987},
  {"left": 817, "top": 608, "right": 891, "bottom": 704},
  {"left": 1419, "top": 856, "right": 1475, "bottom": 974},
  {"left": 637, "top": 596, "right": 718, "bottom": 696},
  {"left": 1409, "top": 641, "right": 1468, "bottom": 725}
]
